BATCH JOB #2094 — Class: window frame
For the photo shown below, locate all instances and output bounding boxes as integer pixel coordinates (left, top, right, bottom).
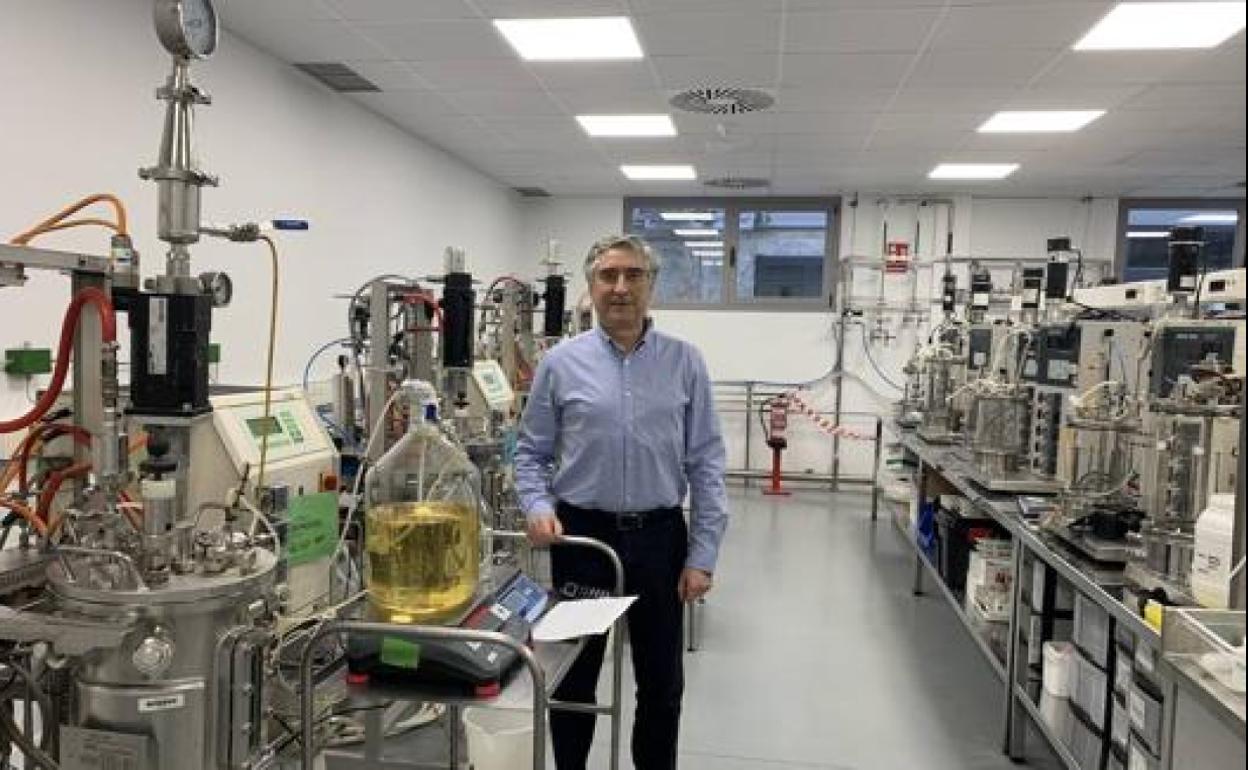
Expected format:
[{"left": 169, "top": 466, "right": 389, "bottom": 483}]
[
  {"left": 1114, "top": 197, "right": 1246, "bottom": 281},
  {"left": 623, "top": 196, "right": 840, "bottom": 312}
]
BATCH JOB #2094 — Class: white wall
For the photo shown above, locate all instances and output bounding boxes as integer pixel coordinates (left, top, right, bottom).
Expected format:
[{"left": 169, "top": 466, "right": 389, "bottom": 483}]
[
  {"left": 0, "top": 0, "right": 526, "bottom": 437},
  {"left": 520, "top": 194, "right": 1121, "bottom": 479}
]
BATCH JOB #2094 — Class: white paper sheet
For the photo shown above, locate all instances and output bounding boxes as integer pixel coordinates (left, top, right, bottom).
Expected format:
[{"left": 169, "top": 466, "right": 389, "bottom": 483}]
[{"left": 532, "top": 597, "right": 637, "bottom": 642}]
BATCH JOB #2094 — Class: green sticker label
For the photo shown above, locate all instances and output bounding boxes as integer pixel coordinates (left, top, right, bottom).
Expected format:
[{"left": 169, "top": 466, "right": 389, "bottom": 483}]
[
  {"left": 380, "top": 637, "right": 421, "bottom": 669},
  {"left": 286, "top": 492, "right": 338, "bottom": 567}
]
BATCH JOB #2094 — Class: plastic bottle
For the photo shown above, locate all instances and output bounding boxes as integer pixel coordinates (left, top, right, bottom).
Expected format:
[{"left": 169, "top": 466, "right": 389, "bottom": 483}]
[{"left": 1191, "top": 493, "right": 1236, "bottom": 609}]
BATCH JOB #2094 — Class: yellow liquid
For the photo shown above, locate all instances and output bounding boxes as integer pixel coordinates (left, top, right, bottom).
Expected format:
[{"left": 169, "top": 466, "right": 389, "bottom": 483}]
[{"left": 365, "top": 501, "right": 479, "bottom": 624}]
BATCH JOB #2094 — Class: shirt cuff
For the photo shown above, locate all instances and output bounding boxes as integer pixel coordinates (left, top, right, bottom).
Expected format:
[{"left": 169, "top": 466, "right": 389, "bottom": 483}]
[
  {"left": 685, "top": 547, "right": 717, "bottom": 574},
  {"left": 521, "top": 493, "right": 558, "bottom": 519}
]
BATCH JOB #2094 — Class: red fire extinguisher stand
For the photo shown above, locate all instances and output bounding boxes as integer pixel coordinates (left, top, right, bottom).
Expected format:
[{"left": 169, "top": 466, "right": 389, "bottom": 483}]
[{"left": 762, "top": 396, "right": 791, "bottom": 496}]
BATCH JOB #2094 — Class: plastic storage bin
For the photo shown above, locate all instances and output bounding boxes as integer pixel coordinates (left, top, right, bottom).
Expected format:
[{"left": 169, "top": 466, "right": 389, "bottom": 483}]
[
  {"left": 1073, "top": 648, "right": 1109, "bottom": 731},
  {"left": 1113, "top": 648, "right": 1133, "bottom": 697},
  {"left": 463, "top": 708, "right": 533, "bottom": 770},
  {"left": 1127, "top": 682, "right": 1163, "bottom": 755},
  {"left": 1069, "top": 710, "right": 1105, "bottom": 770},
  {"left": 1074, "top": 594, "right": 1111, "bottom": 669},
  {"left": 935, "top": 505, "right": 1002, "bottom": 597},
  {"left": 1043, "top": 641, "right": 1076, "bottom": 698},
  {"left": 1127, "top": 731, "right": 1160, "bottom": 770},
  {"left": 1111, "top": 695, "right": 1129, "bottom": 754}
]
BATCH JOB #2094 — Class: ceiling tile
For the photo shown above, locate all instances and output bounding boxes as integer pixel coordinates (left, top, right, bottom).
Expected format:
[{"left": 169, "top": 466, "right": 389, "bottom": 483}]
[
  {"left": 353, "top": 21, "right": 512, "bottom": 60},
  {"left": 324, "top": 0, "right": 477, "bottom": 21},
  {"left": 635, "top": 12, "right": 783, "bottom": 56},
  {"left": 474, "top": 0, "right": 626, "bottom": 16},
  {"left": 340, "top": 60, "right": 426, "bottom": 90},
  {"left": 781, "top": 54, "right": 913, "bottom": 88},
  {"left": 889, "top": 87, "right": 1016, "bottom": 112},
  {"left": 1121, "top": 84, "right": 1247, "bottom": 111},
  {"left": 865, "top": 128, "right": 970, "bottom": 151},
  {"left": 907, "top": 50, "right": 1054, "bottom": 87},
  {"left": 785, "top": 8, "right": 943, "bottom": 54},
  {"left": 775, "top": 87, "right": 897, "bottom": 113},
  {"left": 927, "top": 3, "right": 1112, "bottom": 52},
  {"left": 218, "top": 0, "right": 339, "bottom": 23},
  {"left": 550, "top": 88, "right": 670, "bottom": 113},
  {"left": 347, "top": 89, "right": 463, "bottom": 117},
  {"left": 769, "top": 111, "right": 879, "bottom": 133},
  {"left": 629, "top": 0, "right": 785, "bottom": 12},
  {"left": 652, "top": 55, "right": 779, "bottom": 89},
  {"left": 442, "top": 89, "right": 567, "bottom": 117},
  {"left": 527, "top": 61, "right": 657, "bottom": 92},
  {"left": 1001, "top": 85, "right": 1146, "bottom": 110},
  {"left": 872, "top": 112, "right": 984, "bottom": 132},
  {"left": 957, "top": 132, "right": 1078, "bottom": 153},
  {"left": 224, "top": 19, "right": 383, "bottom": 62},
  {"left": 407, "top": 58, "right": 542, "bottom": 90},
  {"left": 1035, "top": 51, "right": 1203, "bottom": 86},
  {"left": 1159, "top": 42, "right": 1246, "bottom": 85}
]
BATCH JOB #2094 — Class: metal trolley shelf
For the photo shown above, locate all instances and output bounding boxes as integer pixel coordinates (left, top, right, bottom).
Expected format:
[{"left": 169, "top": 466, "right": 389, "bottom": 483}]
[{"left": 298, "top": 534, "right": 626, "bottom": 770}]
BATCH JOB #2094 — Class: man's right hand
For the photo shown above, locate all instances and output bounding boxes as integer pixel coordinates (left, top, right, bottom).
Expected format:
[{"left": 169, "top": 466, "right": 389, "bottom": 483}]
[{"left": 525, "top": 514, "right": 564, "bottom": 547}]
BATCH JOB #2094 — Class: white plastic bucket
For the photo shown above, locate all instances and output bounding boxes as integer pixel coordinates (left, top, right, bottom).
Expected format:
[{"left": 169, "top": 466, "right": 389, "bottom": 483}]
[
  {"left": 1042, "top": 641, "right": 1075, "bottom": 698},
  {"left": 463, "top": 708, "right": 533, "bottom": 770}
]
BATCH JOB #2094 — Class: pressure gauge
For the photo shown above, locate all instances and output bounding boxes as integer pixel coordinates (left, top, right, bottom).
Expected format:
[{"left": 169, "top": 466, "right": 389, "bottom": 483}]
[
  {"left": 200, "top": 271, "right": 233, "bottom": 308},
  {"left": 154, "top": 0, "right": 219, "bottom": 59}
]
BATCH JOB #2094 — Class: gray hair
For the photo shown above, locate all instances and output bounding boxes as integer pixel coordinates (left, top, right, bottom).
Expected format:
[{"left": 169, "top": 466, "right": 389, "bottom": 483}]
[{"left": 583, "top": 234, "right": 661, "bottom": 284}]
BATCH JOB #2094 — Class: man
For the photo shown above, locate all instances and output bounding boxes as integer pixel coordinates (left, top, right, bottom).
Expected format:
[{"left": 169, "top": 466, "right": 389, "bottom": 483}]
[{"left": 515, "top": 234, "right": 728, "bottom": 770}]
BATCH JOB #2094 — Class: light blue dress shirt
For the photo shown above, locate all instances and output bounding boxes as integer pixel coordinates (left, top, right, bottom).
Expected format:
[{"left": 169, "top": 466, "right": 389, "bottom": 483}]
[{"left": 515, "top": 323, "right": 729, "bottom": 573}]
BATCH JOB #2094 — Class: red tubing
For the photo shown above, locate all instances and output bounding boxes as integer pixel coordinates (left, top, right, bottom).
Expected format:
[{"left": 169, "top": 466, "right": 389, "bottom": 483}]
[
  {"left": 0, "top": 288, "right": 116, "bottom": 434},
  {"left": 18, "top": 423, "right": 92, "bottom": 494}
]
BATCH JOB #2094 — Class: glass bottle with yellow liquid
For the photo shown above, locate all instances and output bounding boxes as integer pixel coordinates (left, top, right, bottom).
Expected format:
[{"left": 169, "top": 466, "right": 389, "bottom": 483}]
[{"left": 365, "top": 391, "right": 484, "bottom": 625}]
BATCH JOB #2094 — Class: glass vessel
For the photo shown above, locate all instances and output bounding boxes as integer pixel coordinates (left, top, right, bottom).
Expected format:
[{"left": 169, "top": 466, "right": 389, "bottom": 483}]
[{"left": 365, "top": 402, "right": 484, "bottom": 624}]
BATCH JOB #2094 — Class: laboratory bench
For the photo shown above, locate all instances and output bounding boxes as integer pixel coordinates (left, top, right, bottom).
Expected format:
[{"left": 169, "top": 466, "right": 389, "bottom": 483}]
[{"left": 886, "top": 426, "right": 1245, "bottom": 770}]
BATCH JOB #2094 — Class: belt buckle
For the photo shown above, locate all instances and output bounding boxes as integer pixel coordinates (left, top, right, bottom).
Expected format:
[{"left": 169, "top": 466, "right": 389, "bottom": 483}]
[{"left": 617, "top": 512, "right": 644, "bottom": 531}]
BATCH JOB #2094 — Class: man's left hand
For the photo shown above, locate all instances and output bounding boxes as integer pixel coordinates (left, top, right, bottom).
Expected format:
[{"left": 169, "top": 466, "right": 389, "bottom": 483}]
[{"left": 678, "top": 568, "right": 713, "bottom": 604}]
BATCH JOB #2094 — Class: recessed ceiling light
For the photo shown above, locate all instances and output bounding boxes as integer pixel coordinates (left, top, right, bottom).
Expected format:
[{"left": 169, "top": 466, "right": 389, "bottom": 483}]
[
  {"left": 1180, "top": 212, "right": 1239, "bottom": 224},
  {"left": 673, "top": 228, "right": 719, "bottom": 237},
  {"left": 684, "top": 240, "right": 723, "bottom": 248},
  {"left": 493, "top": 17, "right": 643, "bottom": 61},
  {"left": 1074, "top": 2, "right": 1247, "bottom": 50},
  {"left": 660, "top": 211, "right": 716, "bottom": 221},
  {"left": 577, "top": 115, "right": 676, "bottom": 137},
  {"left": 1127, "top": 230, "right": 1172, "bottom": 238},
  {"left": 691, "top": 249, "right": 724, "bottom": 257},
  {"left": 928, "top": 163, "right": 1020, "bottom": 180},
  {"left": 978, "top": 110, "right": 1106, "bottom": 133},
  {"left": 620, "top": 164, "right": 696, "bottom": 181}
]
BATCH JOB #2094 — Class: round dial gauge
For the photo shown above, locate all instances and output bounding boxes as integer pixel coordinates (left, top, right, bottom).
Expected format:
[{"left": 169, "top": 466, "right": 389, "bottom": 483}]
[
  {"left": 200, "top": 271, "right": 233, "bottom": 308},
  {"left": 154, "top": 0, "right": 219, "bottom": 59}
]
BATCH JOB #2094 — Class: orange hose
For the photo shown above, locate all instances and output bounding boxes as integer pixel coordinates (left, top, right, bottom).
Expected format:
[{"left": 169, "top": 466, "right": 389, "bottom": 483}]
[
  {"left": 15, "top": 217, "right": 122, "bottom": 242},
  {"left": 1, "top": 498, "right": 47, "bottom": 537},
  {"left": 9, "top": 193, "right": 128, "bottom": 245},
  {"left": 41, "top": 461, "right": 91, "bottom": 537}
]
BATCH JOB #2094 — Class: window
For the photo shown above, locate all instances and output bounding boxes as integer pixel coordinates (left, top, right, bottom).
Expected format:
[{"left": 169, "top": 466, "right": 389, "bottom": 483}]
[
  {"left": 1117, "top": 199, "right": 1245, "bottom": 282},
  {"left": 624, "top": 197, "right": 838, "bottom": 309}
]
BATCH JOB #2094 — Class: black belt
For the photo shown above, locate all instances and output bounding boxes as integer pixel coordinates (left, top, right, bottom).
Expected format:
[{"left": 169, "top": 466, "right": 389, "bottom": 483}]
[{"left": 557, "top": 501, "right": 682, "bottom": 532}]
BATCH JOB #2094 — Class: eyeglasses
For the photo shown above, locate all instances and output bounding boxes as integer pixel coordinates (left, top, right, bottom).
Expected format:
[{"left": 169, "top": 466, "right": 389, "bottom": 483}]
[{"left": 594, "top": 267, "right": 650, "bottom": 285}]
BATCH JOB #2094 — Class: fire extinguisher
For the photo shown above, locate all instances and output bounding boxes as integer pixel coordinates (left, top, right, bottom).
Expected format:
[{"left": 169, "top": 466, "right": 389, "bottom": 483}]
[
  {"left": 767, "top": 396, "right": 789, "bottom": 450},
  {"left": 763, "top": 396, "right": 791, "bottom": 496}
]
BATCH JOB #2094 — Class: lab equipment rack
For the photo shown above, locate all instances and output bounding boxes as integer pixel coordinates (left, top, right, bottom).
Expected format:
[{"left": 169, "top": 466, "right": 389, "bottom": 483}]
[
  {"left": 298, "top": 533, "right": 625, "bottom": 770},
  {"left": 888, "top": 427, "right": 1194, "bottom": 770}
]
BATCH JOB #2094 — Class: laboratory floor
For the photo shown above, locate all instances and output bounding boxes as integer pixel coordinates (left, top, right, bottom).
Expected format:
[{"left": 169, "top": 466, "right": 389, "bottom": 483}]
[
  {"left": 344, "top": 485, "right": 1063, "bottom": 769},
  {"left": 579, "top": 485, "right": 1062, "bottom": 770}
]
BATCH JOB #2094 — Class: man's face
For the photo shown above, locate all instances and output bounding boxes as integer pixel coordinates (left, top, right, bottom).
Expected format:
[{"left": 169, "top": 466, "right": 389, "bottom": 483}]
[{"left": 590, "top": 247, "right": 653, "bottom": 333}]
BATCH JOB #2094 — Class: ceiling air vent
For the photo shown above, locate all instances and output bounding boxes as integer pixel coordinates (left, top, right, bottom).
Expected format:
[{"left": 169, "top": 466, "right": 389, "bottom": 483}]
[
  {"left": 704, "top": 176, "right": 771, "bottom": 190},
  {"left": 513, "top": 187, "right": 551, "bottom": 198},
  {"left": 293, "top": 62, "right": 380, "bottom": 93},
  {"left": 670, "top": 87, "right": 774, "bottom": 115}
]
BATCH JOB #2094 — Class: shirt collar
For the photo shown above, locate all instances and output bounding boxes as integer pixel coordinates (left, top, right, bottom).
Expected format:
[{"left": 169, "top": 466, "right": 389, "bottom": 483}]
[{"left": 595, "top": 318, "right": 655, "bottom": 356}]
